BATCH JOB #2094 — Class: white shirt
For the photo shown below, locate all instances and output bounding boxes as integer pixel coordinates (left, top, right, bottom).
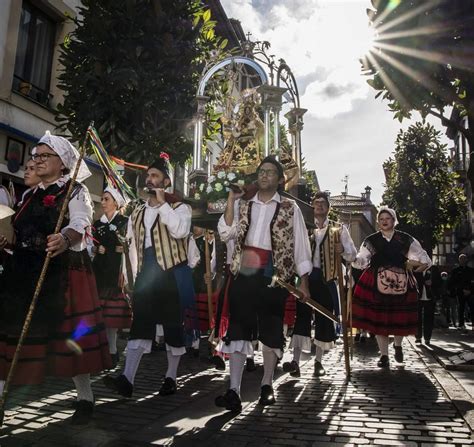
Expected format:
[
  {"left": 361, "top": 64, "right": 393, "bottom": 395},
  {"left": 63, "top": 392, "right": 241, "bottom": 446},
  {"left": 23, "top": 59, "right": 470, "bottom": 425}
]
[
  {"left": 352, "top": 231, "right": 432, "bottom": 270},
  {"left": 125, "top": 200, "right": 192, "bottom": 281},
  {"left": 37, "top": 175, "right": 93, "bottom": 252},
  {"left": 218, "top": 192, "right": 312, "bottom": 277},
  {"left": 312, "top": 218, "right": 357, "bottom": 268}
]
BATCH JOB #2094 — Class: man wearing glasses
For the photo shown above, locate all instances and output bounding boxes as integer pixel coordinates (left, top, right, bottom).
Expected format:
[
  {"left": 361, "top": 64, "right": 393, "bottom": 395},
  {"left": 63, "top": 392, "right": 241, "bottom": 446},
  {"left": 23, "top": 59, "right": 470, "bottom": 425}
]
[
  {"left": 215, "top": 155, "right": 312, "bottom": 412},
  {"left": 284, "top": 191, "right": 356, "bottom": 378}
]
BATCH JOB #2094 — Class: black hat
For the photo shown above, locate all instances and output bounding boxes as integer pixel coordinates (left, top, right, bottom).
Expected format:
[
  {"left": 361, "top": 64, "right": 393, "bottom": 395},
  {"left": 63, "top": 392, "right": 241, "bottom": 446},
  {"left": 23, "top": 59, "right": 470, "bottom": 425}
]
[{"left": 148, "top": 153, "right": 170, "bottom": 179}]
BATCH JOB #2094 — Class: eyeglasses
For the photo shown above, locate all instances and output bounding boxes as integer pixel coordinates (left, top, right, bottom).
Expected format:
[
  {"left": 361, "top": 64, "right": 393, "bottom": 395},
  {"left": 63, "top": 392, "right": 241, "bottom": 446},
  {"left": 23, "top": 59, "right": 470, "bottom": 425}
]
[
  {"left": 257, "top": 169, "right": 278, "bottom": 177},
  {"left": 31, "top": 153, "right": 60, "bottom": 162}
]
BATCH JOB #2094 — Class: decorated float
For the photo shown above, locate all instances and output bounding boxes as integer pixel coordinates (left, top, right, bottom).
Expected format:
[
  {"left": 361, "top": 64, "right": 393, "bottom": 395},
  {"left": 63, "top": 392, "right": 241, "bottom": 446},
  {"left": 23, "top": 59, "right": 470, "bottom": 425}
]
[{"left": 185, "top": 38, "right": 314, "bottom": 229}]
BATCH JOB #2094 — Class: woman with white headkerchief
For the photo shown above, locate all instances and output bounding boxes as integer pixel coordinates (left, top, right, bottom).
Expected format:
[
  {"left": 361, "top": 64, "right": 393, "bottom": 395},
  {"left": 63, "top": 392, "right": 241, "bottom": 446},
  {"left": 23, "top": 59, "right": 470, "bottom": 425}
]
[
  {"left": 92, "top": 186, "right": 131, "bottom": 367},
  {"left": 0, "top": 131, "right": 111, "bottom": 425},
  {"left": 352, "top": 207, "right": 431, "bottom": 368}
]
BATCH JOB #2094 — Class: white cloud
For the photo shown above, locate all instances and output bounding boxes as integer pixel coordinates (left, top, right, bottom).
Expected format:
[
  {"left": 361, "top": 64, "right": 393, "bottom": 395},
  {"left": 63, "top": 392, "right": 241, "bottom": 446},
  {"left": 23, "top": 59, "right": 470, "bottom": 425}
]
[{"left": 220, "top": 0, "right": 374, "bottom": 118}]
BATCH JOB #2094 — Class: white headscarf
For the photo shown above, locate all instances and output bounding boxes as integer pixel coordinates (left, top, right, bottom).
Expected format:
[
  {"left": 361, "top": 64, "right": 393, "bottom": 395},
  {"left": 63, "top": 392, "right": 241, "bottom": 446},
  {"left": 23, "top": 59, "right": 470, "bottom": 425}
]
[
  {"left": 377, "top": 206, "right": 399, "bottom": 227},
  {"left": 104, "top": 186, "right": 126, "bottom": 209},
  {"left": 37, "top": 131, "right": 91, "bottom": 182}
]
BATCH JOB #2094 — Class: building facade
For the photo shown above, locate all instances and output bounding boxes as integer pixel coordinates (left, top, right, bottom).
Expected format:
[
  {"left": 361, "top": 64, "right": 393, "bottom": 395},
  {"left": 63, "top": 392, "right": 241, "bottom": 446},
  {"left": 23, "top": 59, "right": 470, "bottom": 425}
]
[
  {"left": 330, "top": 186, "right": 377, "bottom": 249},
  {"left": 0, "top": 0, "right": 106, "bottom": 207}
]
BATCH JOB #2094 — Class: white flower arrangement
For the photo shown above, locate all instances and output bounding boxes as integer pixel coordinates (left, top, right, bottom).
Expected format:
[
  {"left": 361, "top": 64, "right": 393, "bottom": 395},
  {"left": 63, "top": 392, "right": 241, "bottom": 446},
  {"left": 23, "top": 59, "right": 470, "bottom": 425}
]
[{"left": 195, "top": 170, "right": 248, "bottom": 202}]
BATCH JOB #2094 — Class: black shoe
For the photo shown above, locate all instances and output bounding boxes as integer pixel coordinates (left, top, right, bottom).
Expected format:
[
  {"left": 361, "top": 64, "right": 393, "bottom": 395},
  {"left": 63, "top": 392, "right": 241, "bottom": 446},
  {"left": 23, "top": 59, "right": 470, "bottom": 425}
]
[
  {"left": 70, "top": 400, "right": 93, "bottom": 425},
  {"left": 394, "top": 346, "right": 404, "bottom": 362},
  {"left": 424, "top": 339, "right": 431, "bottom": 346},
  {"left": 313, "top": 361, "right": 326, "bottom": 377},
  {"left": 246, "top": 357, "right": 257, "bottom": 372},
  {"left": 211, "top": 355, "right": 226, "bottom": 371},
  {"left": 159, "top": 377, "right": 177, "bottom": 396},
  {"left": 111, "top": 352, "right": 120, "bottom": 368},
  {"left": 215, "top": 389, "right": 242, "bottom": 412},
  {"left": 282, "top": 360, "right": 300, "bottom": 377},
  {"left": 415, "top": 338, "right": 422, "bottom": 344},
  {"left": 258, "top": 385, "right": 275, "bottom": 406},
  {"left": 103, "top": 374, "right": 133, "bottom": 398},
  {"left": 377, "top": 355, "right": 390, "bottom": 368}
]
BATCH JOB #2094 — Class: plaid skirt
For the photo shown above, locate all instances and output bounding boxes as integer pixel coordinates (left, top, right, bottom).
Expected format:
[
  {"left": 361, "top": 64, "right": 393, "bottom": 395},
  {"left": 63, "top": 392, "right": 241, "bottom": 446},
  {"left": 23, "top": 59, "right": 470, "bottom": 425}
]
[{"left": 352, "top": 267, "right": 418, "bottom": 336}]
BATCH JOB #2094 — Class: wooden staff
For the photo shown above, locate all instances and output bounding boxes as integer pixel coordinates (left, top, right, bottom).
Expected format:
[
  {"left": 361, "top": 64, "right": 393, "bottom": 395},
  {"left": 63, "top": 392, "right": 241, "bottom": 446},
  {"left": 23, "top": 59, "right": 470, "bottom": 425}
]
[
  {"left": 334, "top": 229, "right": 351, "bottom": 379},
  {"left": 346, "top": 264, "right": 354, "bottom": 360},
  {"left": 204, "top": 230, "right": 214, "bottom": 329},
  {"left": 269, "top": 275, "right": 339, "bottom": 324},
  {"left": 0, "top": 128, "right": 90, "bottom": 425}
]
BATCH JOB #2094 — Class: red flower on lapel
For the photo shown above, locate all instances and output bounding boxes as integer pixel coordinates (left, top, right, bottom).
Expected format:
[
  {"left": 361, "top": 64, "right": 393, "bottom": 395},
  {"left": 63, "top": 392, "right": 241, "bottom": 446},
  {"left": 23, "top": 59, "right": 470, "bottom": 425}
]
[{"left": 43, "top": 195, "right": 56, "bottom": 207}]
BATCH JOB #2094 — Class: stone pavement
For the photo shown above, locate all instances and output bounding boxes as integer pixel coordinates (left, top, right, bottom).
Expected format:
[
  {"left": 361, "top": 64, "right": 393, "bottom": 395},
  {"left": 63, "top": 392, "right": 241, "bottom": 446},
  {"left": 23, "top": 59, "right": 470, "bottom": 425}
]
[{"left": 0, "top": 334, "right": 472, "bottom": 447}]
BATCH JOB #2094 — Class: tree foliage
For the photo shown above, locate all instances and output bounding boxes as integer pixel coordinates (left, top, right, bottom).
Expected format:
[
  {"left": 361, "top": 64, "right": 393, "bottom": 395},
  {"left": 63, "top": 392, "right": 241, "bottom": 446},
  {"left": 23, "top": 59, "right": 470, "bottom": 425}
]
[
  {"left": 362, "top": 0, "right": 474, "bottom": 176},
  {"left": 56, "top": 0, "right": 227, "bottom": 164},
  {"left": 383, "top": 122, "right": 466, "bottom": 252}
]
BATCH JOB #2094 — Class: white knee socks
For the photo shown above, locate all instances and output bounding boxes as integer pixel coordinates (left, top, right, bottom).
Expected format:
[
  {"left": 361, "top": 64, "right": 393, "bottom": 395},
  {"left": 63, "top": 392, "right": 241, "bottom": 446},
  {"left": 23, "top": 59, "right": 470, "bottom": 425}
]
[
  {"left": 261, "top": 345, "right": 278, "bottom": 387},
  {"left": 229, "top": 351, "right": 247, "bottom": 396},
  {"left": 72, "top": 374, "right": 94, "bottom": 402},
  {"left": 394, "top": 335, "right": 403, "bottom": 347},
  {"left": 376, "top": 335, "right": 389, "bottom": 356},
  {"left": 293, "top": 347, "right": 302, "bottom": 364},
  {"left": 123, "top": 345, "right": 145, "bottom": 384},
  {"left": 315, "top": 346, "right": 324, "bottom": 363},
  {"left": 165, "top": 350, "right": 182, "bottom": 380},
  {"left": 106, "top": 328, "right": 118, "bottom": 354}
]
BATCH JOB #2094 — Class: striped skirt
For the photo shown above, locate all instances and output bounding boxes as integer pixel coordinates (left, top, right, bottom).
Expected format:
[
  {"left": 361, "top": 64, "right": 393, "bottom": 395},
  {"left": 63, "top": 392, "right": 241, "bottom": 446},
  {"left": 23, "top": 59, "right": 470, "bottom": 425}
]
[
  {"left": 352, "top": 267, "right": 418, "bottom": 336},
  {"left": 98, "top": 287, "right": 132, "bottom": 329},
  {"left": 0, "top": 252, "right": 111, "bottom": 385}
]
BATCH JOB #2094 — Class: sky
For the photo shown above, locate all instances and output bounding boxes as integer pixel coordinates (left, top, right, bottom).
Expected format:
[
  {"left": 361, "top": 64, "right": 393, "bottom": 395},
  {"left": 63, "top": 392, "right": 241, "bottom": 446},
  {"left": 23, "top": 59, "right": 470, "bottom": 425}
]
[{"left": 220, "top": 0, "right": 450, "bottom": 205}]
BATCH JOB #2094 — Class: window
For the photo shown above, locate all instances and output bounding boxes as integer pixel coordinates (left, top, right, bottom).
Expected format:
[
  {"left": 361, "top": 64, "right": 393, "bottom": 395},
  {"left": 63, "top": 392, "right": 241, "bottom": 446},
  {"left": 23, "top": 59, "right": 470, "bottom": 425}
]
[{"left": 12, "top": 1, "right": 56, "bottom": 106}]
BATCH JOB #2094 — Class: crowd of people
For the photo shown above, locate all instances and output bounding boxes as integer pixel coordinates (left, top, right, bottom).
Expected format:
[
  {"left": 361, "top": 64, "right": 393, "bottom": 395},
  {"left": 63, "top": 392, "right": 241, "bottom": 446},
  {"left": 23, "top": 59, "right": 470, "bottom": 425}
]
[{"left": 0, "top": 132, "right": 472, "bottom": 425}]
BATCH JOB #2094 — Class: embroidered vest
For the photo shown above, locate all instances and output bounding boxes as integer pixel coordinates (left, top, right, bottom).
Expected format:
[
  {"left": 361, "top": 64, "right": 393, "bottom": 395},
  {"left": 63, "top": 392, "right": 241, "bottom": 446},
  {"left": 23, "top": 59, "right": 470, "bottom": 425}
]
[
  {"left": 131, "top": 203, "right": 188, "bottom": 272},
  {"left": 311, "top": 220, "right": 341, "bottom": 282},
  {"left": 230, "top": 197, "right": 295, "bottom": 282}
]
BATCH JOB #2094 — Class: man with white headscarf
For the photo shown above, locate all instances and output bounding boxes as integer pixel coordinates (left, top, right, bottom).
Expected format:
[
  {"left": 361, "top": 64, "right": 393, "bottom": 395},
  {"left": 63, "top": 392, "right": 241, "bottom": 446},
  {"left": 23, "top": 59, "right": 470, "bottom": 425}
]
[
  {"left": 352, "top": 207, "right": 431, "bottom": 368},
  {"left": 0, "top": 131, "right": 111, "bottom": 425},
  {"left": 92, "top": 186, "right": 131, "bottom": 366}
]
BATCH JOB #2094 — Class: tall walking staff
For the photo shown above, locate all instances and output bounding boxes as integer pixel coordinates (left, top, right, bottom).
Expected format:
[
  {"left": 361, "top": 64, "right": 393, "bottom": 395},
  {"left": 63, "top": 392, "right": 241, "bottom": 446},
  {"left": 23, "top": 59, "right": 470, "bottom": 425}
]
[
  {"left": 346, "top": 264, "right": 354, "bottom": 360},
  {"left": 0, "top": 126, "right": 91, "bottom": 425},
  {"left": 204, "top": 230, "right": 214, "bottom": 329},
  {"left": 334, "top": 229, "right": 351, "bottom": 380}
]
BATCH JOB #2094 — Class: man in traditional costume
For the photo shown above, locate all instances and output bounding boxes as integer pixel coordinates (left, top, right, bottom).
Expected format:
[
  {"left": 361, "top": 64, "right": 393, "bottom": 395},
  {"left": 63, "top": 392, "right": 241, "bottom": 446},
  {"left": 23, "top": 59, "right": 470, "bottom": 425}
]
[
  {"left": 0, "top": 132, "right": 111, "bottom": 425},
  {"left": 92, "top": 187, "right": 132, "bottom": 366},
  {"left": 215, "top": 156, "right": 312, "bottom": 413},
  {"left": 103, "top": 158, "right": 195, "bottom": 397},
  {"left": 352, "top": 207, "right": 431, "bottom": 367},
  {"left": 283, "top": 191, "right": 357, "bottom": 377}
]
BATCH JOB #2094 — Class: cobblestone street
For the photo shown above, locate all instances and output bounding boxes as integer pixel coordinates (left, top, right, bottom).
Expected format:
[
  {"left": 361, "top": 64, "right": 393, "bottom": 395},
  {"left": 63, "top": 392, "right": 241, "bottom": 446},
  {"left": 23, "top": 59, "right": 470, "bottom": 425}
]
[{"left": 0, "top": 330, "right": 472, "bottom": 446}]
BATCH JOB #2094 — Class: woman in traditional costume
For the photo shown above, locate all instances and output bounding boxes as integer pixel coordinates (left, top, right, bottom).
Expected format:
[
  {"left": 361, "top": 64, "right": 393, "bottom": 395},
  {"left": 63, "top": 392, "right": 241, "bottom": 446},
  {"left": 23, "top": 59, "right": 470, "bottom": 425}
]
[
  {"left": 92, "top": 187, "right": 131, "bottom": 367},
  {"left": 352, "top": 207, "right": 431, "bottom": 367},
  {"left": 0, "top": 132, "right": 111, "bottom": 424}
]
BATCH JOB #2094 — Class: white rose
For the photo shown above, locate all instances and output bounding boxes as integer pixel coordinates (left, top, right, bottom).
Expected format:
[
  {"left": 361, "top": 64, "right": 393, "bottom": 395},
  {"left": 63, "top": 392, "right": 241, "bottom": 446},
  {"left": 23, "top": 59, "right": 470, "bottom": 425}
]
[
  {"left": 208, "top": 175, "right": 216, "bottom": 183},
  {"left": 237, "top": 179, "right": 245, "bottom": 186},
  {"left": 206, "top": 185, "right": 213, "bottom": 194},
  {"left": 194, "top": 193, "right": 201, "bottom": 200},
  {"left": 217, "top": 171, "right": 226, "bottom": 179},
  {"left": 199, "top": 183, "right": 205, "bottom": 191},
  {"left": 227, "top": 172, "right": 236, "bottom": 181},
  {"left": 215, "top": 183, "right": 223, "bottom": 192}
]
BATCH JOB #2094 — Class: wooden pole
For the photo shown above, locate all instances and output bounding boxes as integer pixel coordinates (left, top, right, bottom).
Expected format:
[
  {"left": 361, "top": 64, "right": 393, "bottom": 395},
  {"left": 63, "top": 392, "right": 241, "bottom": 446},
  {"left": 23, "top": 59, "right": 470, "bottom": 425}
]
[
  {"left": 334, "top": 230, "right": 351, "bottom": 380},
  {"left": 204, "top": 231, "right": 214, "bottom": 330},
  {"left": 0, "top": 128, "right": 91, "bottom": 425}
]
